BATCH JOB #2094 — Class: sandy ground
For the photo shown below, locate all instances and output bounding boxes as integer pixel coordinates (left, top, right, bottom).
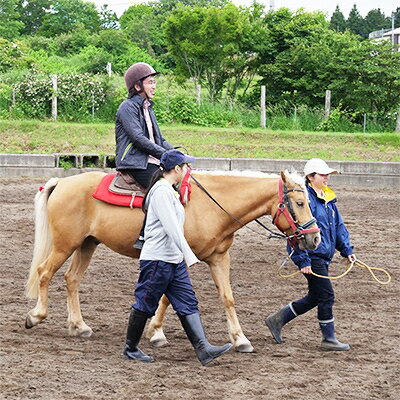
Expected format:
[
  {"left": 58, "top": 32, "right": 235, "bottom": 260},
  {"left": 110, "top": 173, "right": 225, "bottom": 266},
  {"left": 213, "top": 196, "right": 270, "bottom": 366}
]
[{"left": 0, "top": 177, "right": 399, "bottom": 400}]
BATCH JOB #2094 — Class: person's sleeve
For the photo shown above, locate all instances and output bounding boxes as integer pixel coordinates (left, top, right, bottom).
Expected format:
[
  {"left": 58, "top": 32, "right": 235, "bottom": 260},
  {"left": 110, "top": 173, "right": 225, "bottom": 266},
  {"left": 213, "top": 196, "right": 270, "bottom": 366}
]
[
  {"left": 334, "top": 204, "right": 354, "bottom": 257},
  {"left": 118, "top": 102, "right": 168, "bottom": 159},
  {"left": 287, "top": 241, "right": 312, "bottom": 269},
  {"left": 152, "top": 188, "right": 200, "bottom": 266}
]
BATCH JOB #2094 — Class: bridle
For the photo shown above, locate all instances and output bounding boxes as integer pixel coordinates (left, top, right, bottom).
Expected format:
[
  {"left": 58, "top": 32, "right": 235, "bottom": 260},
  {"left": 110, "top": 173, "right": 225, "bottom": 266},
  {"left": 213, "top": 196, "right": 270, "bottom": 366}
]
[
  {"left": 272, "top": 178, "right": 320, "bottom": 247},
  {"left": 190, "top": 174, "right": 319, "bottom": 247}
]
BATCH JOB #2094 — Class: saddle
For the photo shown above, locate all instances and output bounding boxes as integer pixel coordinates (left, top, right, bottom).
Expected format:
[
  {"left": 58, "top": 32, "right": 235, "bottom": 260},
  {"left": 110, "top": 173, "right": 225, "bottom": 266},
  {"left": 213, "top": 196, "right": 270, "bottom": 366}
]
[
  {"left": 92, "top": 171, "right": 192, "bottom": 208},
  {"left": 109, "top": 171, "right": 146, "bottom": 196}
]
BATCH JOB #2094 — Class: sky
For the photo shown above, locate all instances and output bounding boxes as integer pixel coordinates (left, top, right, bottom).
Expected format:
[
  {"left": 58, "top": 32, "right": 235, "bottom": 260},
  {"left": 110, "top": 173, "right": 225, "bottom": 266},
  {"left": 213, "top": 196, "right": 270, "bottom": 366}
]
[{"left": 89, "top": 0, "right": 397, "bottom": 18}]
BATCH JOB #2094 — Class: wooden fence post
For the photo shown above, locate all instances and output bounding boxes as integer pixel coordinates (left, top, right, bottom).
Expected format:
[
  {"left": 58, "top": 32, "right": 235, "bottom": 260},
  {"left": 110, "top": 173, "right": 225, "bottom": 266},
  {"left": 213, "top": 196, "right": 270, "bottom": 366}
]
[
  {"left": 196, "top": 84, "right": 201, "bottom": 105},
  {"left": 260, "top": 85, "right": 266, "bottom": 128},
  {"left": 11, "top": 89, "right": 16, "bottom": 107},
  {"left": 324, "top": 90, "right": 331, "bottom": 119},
  {"left": 51, "top": 74, "right": 57, "bottom": 121},
  {"left": 363, "top": 113, "right": 367, "bottom": 133},
  {"left": 396, "top": 108, "right": 400, "bottom": 133},
  {"left": 106, "top": 62, "right": 112, "bottom": 77}
]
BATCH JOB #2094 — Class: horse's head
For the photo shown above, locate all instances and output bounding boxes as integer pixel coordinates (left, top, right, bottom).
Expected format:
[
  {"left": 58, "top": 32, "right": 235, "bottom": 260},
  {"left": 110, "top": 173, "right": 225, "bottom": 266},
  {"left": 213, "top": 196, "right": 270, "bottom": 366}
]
[{"left": 272, "top": 170, "right": 321, "bottom": 251}]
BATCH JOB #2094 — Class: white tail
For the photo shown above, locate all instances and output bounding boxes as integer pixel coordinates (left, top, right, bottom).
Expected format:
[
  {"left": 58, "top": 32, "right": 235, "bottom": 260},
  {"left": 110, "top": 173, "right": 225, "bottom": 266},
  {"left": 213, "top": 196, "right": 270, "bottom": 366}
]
[{"left": 25, "top": 178, "right": 59, "bottom": 299}]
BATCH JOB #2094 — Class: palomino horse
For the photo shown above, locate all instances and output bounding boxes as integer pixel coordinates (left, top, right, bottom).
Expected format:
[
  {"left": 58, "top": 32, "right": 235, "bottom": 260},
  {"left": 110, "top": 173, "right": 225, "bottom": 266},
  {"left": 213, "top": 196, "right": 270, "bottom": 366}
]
[{"left": 25, "top": 170, "right": 320, "bottom": 352}]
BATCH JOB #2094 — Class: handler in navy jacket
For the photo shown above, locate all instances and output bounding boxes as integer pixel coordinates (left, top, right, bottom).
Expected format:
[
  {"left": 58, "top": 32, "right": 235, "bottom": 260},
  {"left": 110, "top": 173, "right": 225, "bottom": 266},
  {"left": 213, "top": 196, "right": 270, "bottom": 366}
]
[
  {"left": 115, "top": 62, "right": 174, "bottom": 248},
  {"left": 266, "top": 158, "right": 356, "bottom": 351}
]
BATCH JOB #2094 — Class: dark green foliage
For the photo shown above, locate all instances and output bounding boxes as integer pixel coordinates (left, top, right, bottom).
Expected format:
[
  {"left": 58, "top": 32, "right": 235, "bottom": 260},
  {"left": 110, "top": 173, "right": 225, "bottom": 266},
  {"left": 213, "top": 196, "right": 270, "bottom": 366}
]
[{"left": 330, "top": 5, "right": 346, "bottom": 32}]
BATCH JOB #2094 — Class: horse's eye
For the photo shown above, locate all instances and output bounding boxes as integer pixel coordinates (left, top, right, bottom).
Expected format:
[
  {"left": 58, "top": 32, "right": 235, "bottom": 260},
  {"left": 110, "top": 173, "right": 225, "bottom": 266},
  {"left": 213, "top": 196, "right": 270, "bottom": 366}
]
[{"left": 296, "top": 201, "right": 304, "bottom": 207}]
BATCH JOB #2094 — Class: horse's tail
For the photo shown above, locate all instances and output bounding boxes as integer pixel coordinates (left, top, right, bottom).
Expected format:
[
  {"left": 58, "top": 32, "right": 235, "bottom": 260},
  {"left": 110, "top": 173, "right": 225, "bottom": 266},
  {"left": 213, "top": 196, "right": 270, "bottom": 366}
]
[{"left": 25, "top": 177, "right": 59, "bottom": 299}]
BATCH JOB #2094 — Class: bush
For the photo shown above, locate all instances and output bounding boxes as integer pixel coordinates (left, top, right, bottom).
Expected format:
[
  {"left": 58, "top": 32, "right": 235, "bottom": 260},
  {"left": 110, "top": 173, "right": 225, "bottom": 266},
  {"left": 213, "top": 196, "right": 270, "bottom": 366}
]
[{"left": 11, "top": 71, "right": 110, "bottom": 120}]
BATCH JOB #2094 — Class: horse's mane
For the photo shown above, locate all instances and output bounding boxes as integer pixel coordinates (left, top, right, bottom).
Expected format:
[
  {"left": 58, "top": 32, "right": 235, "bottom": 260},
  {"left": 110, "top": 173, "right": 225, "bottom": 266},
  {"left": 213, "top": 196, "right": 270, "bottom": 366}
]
[{"left": 195, "top": 169, "right": 305, "bottom": 188}]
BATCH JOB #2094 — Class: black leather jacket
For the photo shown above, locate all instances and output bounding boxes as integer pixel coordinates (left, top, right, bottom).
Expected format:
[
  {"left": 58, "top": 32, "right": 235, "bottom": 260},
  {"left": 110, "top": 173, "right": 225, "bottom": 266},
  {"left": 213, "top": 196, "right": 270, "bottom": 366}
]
[{"left": 115, "top": 95, "right": 173, "bottom": 170}]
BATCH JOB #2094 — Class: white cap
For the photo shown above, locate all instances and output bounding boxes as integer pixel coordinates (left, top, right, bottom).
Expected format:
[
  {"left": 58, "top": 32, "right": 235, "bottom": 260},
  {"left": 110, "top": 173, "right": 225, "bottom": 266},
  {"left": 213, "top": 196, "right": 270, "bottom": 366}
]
[{"left": 303, "top": 158, "right": 338, "bottom": 176}]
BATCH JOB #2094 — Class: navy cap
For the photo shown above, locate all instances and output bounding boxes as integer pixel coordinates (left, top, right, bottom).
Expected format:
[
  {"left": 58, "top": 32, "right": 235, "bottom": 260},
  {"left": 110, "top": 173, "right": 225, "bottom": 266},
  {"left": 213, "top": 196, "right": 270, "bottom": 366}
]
[{"left": 160, "top": 150, "right": 195, "bottom": 170}]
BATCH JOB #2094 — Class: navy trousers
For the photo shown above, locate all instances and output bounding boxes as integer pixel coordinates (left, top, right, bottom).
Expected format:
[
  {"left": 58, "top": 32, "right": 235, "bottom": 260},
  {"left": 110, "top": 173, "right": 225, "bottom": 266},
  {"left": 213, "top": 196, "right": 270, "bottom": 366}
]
[
  {"left": 291, "top": 259, "right": 335, "bottom": 322},
  {"left": 133, "top": 260, "right": 199, "bottom": 316},
  {"left": 127, "top": 163, "right": 160, "bottom": 188}
]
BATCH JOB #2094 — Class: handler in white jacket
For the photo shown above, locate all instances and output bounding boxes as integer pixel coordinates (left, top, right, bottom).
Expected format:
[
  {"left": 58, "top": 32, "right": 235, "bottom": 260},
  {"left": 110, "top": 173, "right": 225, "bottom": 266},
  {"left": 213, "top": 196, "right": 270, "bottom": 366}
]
[{"left": 123, "top": 149, "right": 232, "bottom": 366}]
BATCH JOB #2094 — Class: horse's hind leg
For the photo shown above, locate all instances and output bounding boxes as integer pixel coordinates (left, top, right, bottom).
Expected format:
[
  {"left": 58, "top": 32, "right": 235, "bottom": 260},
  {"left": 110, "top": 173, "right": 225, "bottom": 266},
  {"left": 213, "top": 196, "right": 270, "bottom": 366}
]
[
  {"left": 146, "top": 295, "right": 170, "bottom": 347},
  {"left": 207, "top": 250, "right": 254, "bottom": 353},
  {"left": 25, "top": 250, "right": 71, "bottom": 329},
  {"left": 64, "top": 237, "right": 98, "bottom": 337}
]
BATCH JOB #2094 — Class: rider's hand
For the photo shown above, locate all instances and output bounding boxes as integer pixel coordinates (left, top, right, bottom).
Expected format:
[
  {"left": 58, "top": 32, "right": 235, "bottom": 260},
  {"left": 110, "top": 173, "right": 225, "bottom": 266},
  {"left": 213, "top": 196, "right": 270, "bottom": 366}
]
[
  {"left": 348, "top": 254, "right": 357, "bottom": 263},
  {"left": 301, "top": 266, "right": 312, "bottom": 274}
]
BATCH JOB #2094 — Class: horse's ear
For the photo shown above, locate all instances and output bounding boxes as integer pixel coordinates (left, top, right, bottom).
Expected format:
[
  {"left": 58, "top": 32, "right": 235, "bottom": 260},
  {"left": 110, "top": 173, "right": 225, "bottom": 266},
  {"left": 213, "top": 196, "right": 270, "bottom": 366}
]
[
  {"left": 280, "top": 170, "right": 286, "bottom": 183},
  {"left": 281, "top": 170, "right": 295, "bottom": 187}
]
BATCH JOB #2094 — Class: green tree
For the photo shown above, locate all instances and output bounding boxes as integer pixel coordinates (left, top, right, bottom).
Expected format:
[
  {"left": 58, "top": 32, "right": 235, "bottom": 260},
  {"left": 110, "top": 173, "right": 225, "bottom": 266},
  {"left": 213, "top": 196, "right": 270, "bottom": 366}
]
[
  {"left": 16, "top": 0, "right": 51, "bottom": 35},
  {"left": 365, "top": 9, "right": 391, "bottom": 35},
  {"left": 164, "top": 3, "right": 255, "bottom": 101},
  {"left": 330, "top": 5, "right": 346, "bottom": 32},
  {"left": 99, "top": 4, "right": 119, "bottom": 30},
  {"left": 347, "top": 4, "right": 367, "bottom": 39},
  {"left": 0, "top": 38, "right": 31, "bottom": 72},
  {"left": 151, "top": 0, "right": 228, "bottom": 15},
  {"left": 260, "top": 8, "right": 329, "bottom": 65},
  {"left": 0, "top": 0, "right": 24, "bottom": 39},
  {"left": 393, "top": 7, "right": 400, "bottom": 27},
  {"left": 38, "top": 0, "right": 101, "bottom": 37},
  {"left": 331, "top": 39, "right": 400, "bottom": 114},
  {"left": 53, "top": 25, "right": 92, "bottom": 56},
  {"left": 120, "top": 4, "right": 165, "bottom": 56}
]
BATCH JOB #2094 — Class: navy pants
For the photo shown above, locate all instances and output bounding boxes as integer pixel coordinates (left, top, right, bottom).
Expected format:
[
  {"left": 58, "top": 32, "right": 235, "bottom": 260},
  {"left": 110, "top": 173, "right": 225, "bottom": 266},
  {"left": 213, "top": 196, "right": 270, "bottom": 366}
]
[
  {"left": 133, "top": 260, "right": 199, "bottom": 316},
  {"left": 291, "top": 259, "right": 334, "bottom": 322},
  {"left": 127, "top": 163, "right": 160, "bottom": 188}
]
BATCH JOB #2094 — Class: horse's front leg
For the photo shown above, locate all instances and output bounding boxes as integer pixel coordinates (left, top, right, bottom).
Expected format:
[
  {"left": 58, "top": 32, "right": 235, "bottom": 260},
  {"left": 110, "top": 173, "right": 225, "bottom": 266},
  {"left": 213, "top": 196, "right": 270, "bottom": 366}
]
[
  {"left": 64, "top": 238, "right": 98, "bottom": 337},
  {"left": 146, "top": 295, "right": 170, "bottom": 347},
  {"left": 206, "top": 251, "right": 254, "bottom": 353},
  {"left": 25, "top": 250, "right": 70, "bottom": 329}
]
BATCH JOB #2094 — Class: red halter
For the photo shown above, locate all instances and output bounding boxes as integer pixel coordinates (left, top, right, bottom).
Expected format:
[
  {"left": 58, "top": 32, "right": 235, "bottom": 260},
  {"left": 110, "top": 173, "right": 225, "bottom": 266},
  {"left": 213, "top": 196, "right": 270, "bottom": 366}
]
[{"left": 273, "top": 179, "right": 320, "bottom": 247}]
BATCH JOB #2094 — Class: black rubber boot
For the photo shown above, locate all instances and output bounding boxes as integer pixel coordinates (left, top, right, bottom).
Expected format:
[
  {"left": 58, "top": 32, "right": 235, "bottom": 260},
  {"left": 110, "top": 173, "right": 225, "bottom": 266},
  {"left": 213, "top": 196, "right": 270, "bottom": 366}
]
[
  {"left": 133, "top": 219, "right": 146, "bottom": 249},
  {"left": 319, "top": 321, "right": 350, "bottom": 351},
  {"left": 265, "top": 303, "right": 297, "bottom": 344},
  {"left": 178, "top": 313, "right": 232, "bottom": 366},
  {"left": 123, "top": 308, "right": 154, "bottom": 362}
]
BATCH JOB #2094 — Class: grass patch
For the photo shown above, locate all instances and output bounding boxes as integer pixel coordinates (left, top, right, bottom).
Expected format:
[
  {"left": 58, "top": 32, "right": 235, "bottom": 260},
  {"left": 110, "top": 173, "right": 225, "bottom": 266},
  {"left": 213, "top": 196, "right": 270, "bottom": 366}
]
[{"left": 0, "top": 119, "right": 399, "bottom": 162}]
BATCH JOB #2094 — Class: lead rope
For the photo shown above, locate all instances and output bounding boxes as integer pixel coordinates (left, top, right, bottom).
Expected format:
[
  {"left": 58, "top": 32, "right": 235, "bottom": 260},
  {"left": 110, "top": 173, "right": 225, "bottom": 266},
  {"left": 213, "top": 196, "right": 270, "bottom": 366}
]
[{"left": 278, "top": 253, "right": 391, "bottom": 285}]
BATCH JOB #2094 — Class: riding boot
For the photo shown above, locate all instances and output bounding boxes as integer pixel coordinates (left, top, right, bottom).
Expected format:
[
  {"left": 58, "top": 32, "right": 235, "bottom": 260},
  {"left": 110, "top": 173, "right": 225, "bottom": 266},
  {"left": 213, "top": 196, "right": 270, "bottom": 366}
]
[
  {"left": 178, "top": 313, "right": 232, "bottom": 366},
  {"left": 319, "top": 320, "right": 350, "bottom": 351},
  {"left": 123, "top": 308, "right": 154, "bottom": 362},
  {"left": 133, "top": 218, "right": 146, "bottom": 250},
  {"left": 265, "top": 303, "right": 297, "bottom": 344}
]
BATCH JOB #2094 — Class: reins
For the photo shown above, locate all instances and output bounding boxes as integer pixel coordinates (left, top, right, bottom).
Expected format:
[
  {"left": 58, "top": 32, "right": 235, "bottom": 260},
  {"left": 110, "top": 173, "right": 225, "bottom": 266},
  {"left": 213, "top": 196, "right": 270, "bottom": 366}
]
[
  {"left": 191, "top": 175, "right": 286, "bottom": 240},
  {"left": 279, "top": 250, "right": 391, "bottom": 285}
]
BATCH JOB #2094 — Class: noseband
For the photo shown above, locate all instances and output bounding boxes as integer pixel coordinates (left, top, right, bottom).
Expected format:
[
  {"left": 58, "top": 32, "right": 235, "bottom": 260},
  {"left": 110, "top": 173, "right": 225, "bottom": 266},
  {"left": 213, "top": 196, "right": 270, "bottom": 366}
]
[{"left": 272, "top": 179, "right": 320, "bottom": 247}]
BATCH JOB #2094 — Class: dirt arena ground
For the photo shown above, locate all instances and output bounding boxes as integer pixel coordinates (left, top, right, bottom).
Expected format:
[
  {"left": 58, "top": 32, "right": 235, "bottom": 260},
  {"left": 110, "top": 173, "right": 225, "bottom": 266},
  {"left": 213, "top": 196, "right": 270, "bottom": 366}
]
[{"left": 0, "top": 177, "right": 399, "bottom": 400}]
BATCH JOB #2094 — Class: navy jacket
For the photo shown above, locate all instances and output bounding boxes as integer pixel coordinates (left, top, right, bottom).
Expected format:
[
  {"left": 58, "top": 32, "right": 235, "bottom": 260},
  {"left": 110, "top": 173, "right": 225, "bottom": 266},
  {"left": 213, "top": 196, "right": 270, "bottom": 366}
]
[
  {"left": 290, "top": 185, "right": 353, "bottom": 268},
  {"left": 115, "top": 95, "right": 173, "bottom": 170}
]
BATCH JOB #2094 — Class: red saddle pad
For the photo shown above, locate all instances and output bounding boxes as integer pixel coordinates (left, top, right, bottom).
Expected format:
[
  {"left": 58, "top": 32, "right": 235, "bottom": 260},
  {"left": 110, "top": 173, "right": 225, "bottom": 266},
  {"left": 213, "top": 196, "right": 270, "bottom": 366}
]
[
  {"left": 92, "top": 172, "right": 192, "bottom": 208},
  {"left": 92, "top": 173, "right": 143, "bottom": 208}
]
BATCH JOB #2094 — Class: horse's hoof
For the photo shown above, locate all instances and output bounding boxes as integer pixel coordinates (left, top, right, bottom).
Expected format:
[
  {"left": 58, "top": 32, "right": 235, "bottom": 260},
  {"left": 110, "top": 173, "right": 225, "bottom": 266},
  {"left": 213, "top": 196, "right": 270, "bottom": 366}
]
[
  {"left": 150, "top": 337, "right": 168, "bottom": 347},
  {"left": 25, "top": 315, "right": 33, "bottom": 329},
  {"left": 235, "top": 343, "right": 254, "bottom": 353},
  {"left": 25, "top": 314, "right": 42, "bottom": 329},
  {"left": 78, "top": 329, "right": 93, "bottom": 338},
  {"left": 69, "top": 324, "right": 93, "bottom": 337}
]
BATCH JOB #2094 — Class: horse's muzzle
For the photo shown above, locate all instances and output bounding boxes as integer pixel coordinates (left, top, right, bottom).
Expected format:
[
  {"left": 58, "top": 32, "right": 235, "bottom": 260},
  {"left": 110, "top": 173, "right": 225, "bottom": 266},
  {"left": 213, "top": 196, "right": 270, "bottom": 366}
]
[{"left": 298, "top": 232, "right": 321, "bottom": 251}]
